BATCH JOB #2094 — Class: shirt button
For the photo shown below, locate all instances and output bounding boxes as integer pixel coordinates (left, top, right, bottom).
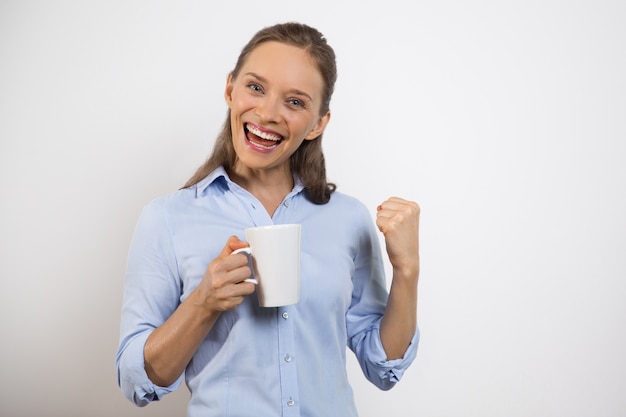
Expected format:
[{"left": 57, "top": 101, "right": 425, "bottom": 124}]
[
  {"left": 282, "top": 312, "right": 289, "bottom": 319},
  {"left": 287, "top": 400, "right": 295, "bottom": 407},
  {"left": 284, "top": 354, "right": 292, "bottom": 362},
  {"left": 283, "top": 200, "right": 290, "bottom": 207}
]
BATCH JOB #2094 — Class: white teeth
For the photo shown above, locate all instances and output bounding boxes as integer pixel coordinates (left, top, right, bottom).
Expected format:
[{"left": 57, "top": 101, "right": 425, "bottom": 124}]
[{"left": 246, "top": 124, "right": 282, "bottom": 141}]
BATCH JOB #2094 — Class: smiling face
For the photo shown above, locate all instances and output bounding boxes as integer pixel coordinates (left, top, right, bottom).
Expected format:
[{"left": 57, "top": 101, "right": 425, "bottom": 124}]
[{"left": 224, "top": 41, "right": 330, "bottom": 178}]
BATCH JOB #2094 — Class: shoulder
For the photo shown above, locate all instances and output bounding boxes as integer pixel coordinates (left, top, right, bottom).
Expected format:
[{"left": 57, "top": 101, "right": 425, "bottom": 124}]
[
  {"left": 314, "top": 191, "right": 373, "bottom": 227},
  {"left": 136, "top": 187, "right": 196, "bottom": 226},
  {"left": 328, "top": 191, "right": 369, "bottom": 212},
  {"left": 144, "top": 166, "right": 227, "bottom": 213},
  {"left": 145, "top": 187, "right": 194, "bottom": 210}
]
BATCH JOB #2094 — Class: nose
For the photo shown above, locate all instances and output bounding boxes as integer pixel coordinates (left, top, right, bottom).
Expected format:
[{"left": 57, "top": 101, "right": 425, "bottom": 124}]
[{"left": 254, "top": 95, "right": 281, "bottom": 124}]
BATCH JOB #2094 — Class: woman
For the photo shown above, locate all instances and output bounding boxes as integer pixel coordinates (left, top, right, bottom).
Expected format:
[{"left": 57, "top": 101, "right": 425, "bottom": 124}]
[{"left": 116, "top": 22, "right": 421, "bottom": 416}]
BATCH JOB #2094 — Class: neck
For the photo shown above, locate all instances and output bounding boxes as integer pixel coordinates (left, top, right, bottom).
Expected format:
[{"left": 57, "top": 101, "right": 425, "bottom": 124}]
[{"left": 229, "top": 165, "right": 294, "bottom": 217}]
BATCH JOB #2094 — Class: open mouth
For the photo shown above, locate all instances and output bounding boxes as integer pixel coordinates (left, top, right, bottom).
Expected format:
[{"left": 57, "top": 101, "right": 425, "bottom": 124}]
[{"left": 245, "top": 123, "right": 283, "bottom": 150}]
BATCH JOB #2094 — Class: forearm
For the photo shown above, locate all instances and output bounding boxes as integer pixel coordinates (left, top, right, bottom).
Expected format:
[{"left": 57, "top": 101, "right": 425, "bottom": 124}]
[
  {"left": 144, "top": 290, "right": 221, "bottom": 387},
  {"left": 375, "top": 197, "right": 420, "bottom": 360},
  {"left": 379, "top": 266, "right": 418, "bottom": 360}
]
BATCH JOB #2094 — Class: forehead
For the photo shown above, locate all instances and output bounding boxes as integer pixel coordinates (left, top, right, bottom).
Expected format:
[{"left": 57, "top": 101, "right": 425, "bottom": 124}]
[{"left": 241, "top": 41, "right": 324, "bottom": 98}]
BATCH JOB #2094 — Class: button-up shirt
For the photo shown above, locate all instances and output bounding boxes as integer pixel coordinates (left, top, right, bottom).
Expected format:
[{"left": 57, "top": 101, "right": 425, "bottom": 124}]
[{"left": 116, "top": 166, "right": 419, "bottom": 416}]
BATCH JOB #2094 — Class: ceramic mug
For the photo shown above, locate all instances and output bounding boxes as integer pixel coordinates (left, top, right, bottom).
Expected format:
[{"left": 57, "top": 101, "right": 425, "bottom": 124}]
[{"left": 232, "top": 224, "right": 301, "bottom": 307}]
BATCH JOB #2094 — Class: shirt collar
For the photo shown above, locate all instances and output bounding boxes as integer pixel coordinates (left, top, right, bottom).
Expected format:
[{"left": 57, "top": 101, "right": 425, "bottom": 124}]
[
  {"left": 194, "top": 166, "right": 228, "bottom": 197},
  {"left": 194, "top": 166, "right": 305, "bottom": 197}
]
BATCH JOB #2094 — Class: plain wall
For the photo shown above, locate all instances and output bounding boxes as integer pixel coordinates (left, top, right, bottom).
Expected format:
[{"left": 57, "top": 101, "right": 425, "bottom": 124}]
[{"left": 1, "top": 1, "right": 625, "bottom": 416}]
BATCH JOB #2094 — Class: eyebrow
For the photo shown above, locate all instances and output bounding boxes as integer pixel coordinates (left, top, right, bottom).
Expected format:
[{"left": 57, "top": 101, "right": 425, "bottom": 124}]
[{"left": 245, "top": 72, "right": 314, "bottom": 102}]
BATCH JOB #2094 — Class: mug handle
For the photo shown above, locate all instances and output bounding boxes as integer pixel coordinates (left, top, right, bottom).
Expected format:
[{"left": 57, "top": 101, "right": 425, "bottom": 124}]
[{"left": 231, "top": 247, "right": 258, "bottom": 284}]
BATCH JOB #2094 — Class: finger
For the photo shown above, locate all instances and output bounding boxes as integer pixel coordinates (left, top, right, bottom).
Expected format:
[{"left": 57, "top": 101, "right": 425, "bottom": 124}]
[
  {"left": 219, "top": 235, "right": 249, "bottom": 257},
  {"left": 377, "top": 196, "right": 406, "bottom": 207},
  {"left": 378, "top": 197, "right": 418, "bottom": 211},
  {"left": 208, "top": 237, "right": 253, "bottom": 285},
  {"left": 376, "top": 208, "right": 397, "bottom": 220},
  {"left": 230, "top": 252, "right": 258, "bottom": 284},
  {"left": 378, "top": 198, "right": 420, "bottom": 217},
  {"left": 222, "top": 254, "right": 254, "bottom": 284},
  {"left": 217, "top": 236, "right": 251, "bottom": 269}
]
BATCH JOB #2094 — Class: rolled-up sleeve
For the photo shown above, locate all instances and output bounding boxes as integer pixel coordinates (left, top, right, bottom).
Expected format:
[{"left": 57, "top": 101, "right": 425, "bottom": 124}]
[
  {"left": 115, "top": 200, "right": 184, "bottom": 406},
  {"left": 350, "top": 323, "right": 419, "bottom": 390},
  {"left": 117, "top": 330, "right": 182, "bottom": 406}
]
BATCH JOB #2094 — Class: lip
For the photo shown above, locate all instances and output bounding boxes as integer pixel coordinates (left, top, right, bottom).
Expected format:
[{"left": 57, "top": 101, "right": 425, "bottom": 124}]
[{"left": 244, "top": 123, "right": 284, "bottom": 153}]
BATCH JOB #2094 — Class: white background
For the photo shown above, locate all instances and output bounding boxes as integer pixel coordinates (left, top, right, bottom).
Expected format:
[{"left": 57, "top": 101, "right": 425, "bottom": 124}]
[{"left": 1, "top": 1, "right": 625, "bottom": 416}]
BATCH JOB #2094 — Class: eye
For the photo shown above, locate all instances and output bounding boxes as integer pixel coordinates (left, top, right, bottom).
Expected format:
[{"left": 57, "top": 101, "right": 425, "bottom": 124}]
[
  {"left": 288, "top": 98, "right": 305, "bottom": 108},
  {"left": 247, "top": 82, "right": 263, "bottom": 94}
]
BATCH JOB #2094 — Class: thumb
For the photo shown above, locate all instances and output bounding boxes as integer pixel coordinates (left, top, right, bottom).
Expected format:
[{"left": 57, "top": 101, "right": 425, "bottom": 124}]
[{"left": 220, "top": 235, "right": 249, "bottom": 257}]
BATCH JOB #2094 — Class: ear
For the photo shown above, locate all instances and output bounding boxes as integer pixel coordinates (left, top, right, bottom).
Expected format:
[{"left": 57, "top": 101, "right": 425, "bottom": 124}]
[
  {"left": 304, "top": 111, "right": 331, "bottom": 140},
  {"left": 224, "top": 73, "right": 234, "bottom": 106}
]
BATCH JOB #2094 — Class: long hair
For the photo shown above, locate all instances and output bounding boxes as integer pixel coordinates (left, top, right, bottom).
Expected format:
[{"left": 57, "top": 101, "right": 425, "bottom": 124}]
[{"left": 182, "top": 22, "right": 338, "bottom": 204}]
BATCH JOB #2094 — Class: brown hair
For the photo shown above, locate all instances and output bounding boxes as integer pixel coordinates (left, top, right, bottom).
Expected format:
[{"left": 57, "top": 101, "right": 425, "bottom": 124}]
[{"left": 182, "top": 22, "right": 338, "bottom": 204}]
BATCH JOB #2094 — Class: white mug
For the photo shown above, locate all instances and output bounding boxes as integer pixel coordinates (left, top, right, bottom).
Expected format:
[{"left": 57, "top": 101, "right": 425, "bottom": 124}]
[{"left": 232, "top": 224, "right": 301, "bottom": 307}]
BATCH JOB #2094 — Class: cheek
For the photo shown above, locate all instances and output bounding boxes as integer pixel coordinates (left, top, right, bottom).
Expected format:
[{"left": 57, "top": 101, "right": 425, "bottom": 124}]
[
  {"left": 229, "top": 87, "right": 253, "bottom": 110},
  {"left": 284, "top": 114, "right": 313, "bottom": 135},
  {"left": 230, "top": 95, "right": 247, "bottom": 111}
]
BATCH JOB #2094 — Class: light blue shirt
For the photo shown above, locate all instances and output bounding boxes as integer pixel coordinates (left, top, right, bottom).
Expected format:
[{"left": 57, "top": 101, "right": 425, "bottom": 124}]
[{"left": 116, "top": 167, "right": 419, "bottom": 417}]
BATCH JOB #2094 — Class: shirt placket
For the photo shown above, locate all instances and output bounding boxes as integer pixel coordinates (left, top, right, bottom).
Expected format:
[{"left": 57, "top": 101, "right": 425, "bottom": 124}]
[
  {"left": 278, "top": 306, "right": 300, "bottom": 416},
  {"left": 272, "top": 194, "right": 301, "bottom": 415}
]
